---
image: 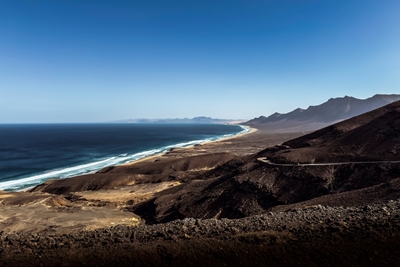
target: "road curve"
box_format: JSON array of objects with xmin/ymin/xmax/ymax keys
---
[{"xmin": 257, "ymin": 157, "xmax": 400, "ymax": 167}]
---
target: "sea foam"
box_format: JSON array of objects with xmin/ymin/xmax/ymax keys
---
[{"xmin": 0, "ymin": 125, "xmax": 251, "ymax": 191}]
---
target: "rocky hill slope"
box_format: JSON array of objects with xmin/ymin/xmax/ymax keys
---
[
  {"xmin": 270, "ymin": 99, "xmax": 400, "ymax": 163},
  {"xmin": 131, "ymin": 100, "xmax": 400, "ymax": 223},
  {"xmin": 2, "ymin": 200, "xmax": 400, "ymax": 267}
]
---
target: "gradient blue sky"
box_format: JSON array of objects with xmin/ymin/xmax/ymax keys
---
[{"xmin": 1, "ymin": 0, "xmax": 399, "ymax": 123}]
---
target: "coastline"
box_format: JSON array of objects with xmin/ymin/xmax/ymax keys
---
[
  {"xmin": 17, "ymin": 125, "xmax": 253, "ymax": 192},
  {"xmin": 1, "ymin": 127, "xmax": 306, "ymax": 237},
  {"xmin": 121, "ymin": 125, "xmax": 257, "ymax": 166},
  {"xmin": 4, "ymin": 124, "xmax": 253, "ymax": 192},
  {"xmin": 0, "ymin": 127, "xmax": 262, "ymax": 237},
  {"xmin": 0, "ymin": 126, "xmax": 301, "ymax": 235}
]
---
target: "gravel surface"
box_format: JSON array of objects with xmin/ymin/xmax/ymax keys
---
[{"xmin": 1, "ymin": 199, "xmax": 400, "ymax": 266}]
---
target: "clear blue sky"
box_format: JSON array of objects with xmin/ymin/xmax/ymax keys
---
[{"xmin": 1, "ymin": 0, "xmax": 399, "ymax": 123}]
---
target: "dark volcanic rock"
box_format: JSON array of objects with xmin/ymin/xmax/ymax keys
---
[
  {"xmin": 133, "ymin": 160, "xmax": 400, "ymax": 223},
  {"xmin": 274, "ymin": 100, "xmax": 400, "ymax": 162},
  {"xmin": 29, "ymin": 153, "xmax": 237, "ymax": 195},
  {"xmin": 2, "ymin": 200, "xmax": 400, "ymax": 267},
  {"xmin": 132, "ymin": 101, "xmax": 400, "ymax": 223}
]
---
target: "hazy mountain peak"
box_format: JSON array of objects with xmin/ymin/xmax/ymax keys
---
[
  {"xmin": 112, "ymin": 117, "xmax": 242, "ymax": 124},
  {"xmin": 244, "ymin": 94, "xmax": 400, "ymax": 132}
]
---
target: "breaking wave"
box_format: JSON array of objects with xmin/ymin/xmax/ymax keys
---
[{"xmin": 0, "ymin": 125, "xmax": 251, "ymax": 191}]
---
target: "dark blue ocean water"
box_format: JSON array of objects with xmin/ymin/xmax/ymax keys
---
[{"xmin": 0, "ymin": 124, "xmax": 247, "ymax": 191}]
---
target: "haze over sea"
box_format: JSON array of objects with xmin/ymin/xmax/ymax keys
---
[{"xmin": 0, "ymin": 124, "xmax": 248, "ymax": 191}]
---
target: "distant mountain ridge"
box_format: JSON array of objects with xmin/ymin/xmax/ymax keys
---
[
  {"xmin": 244, "ymin": 94, "xmax": 400, "ymax": 132},
  {"xmin": 113, "ymin": 116, "xmax": 243, "ymax": 124},
  {"xmin": 268, "ymin": 99, "xmax": 400, "ymax": 163}
]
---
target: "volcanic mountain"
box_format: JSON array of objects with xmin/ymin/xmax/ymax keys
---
[
  {"xmin": 131, "ymin": 100, "xmax": 400, "ymax": 223},
  {"xmin": 244, "ymin": 94, "xmax": 400, "ymax": 132}
]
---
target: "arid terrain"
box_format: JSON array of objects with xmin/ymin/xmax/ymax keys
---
[{"xmin": 2, "ymin": 101, "xmax": 400, "ymax": 266}]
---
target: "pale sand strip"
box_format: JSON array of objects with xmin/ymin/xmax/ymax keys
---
[
  {"xmin": 20, "ymin": 126, "xmax": 256, "ymax": 191},
  {"xmin": 122, "ymin": 126, "xmax": 257, "ymax": 166}
]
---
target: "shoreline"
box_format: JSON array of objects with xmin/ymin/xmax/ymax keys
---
[
  {"xmin": 122, "ymin": 125, "xmax": 257, "ymax": 166},
  {"xmin": 13, "ymin": 125, "xmax": 255, "ymax": 192}
]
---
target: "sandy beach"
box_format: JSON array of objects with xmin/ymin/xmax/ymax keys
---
[
  {"xmin": 0, "ymin": 128, "xmax": 304, "ymax": 236},
  {"xmin": 121, "ymin": 126, "xmax": 258, "ymax": 167}
]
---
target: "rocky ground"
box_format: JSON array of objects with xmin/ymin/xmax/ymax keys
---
[
  {"xmin": 3, "ymin": 106, "xmax": 400, "ymax": 266},
  {"xmin": 1, "ymin": 199, "xmax": 400, "ymax": 266},
  {"xmin": 126, "ymin": 102, "xmax": 400, "ymax": 223}
]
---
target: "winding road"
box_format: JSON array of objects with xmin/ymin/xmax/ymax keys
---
[{"xmin": 257, "ymin": 157, "xmax": 400, "ymax": 166}]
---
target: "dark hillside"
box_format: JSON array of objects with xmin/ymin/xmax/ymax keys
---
[{"xmin": 133, "ymin": 100, "xmax": 400, "ymax": 223}]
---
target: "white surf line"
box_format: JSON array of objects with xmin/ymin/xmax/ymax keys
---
[
  {"xmin": 257, "ymin": 157, "xmax": 400, "ymax": 166},
  {"xmin": 3, "ymin": 126, "xmax": 248, "ymax": 191},
  {"xmin": 0, "ymin": 157, "xmax": 117, "ymax": 190}
]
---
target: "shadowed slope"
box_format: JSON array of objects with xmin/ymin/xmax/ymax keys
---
[
  {"xmin": 272, "ymin": 100, "xmax": 400, "ymax": 163},
  {"xmin": 133, "ymin": 100, "xmax": 400, "ymax": 223},
  {"xmin": 30, "ymin": 153, "xmax": 237, "ymax": 195}
]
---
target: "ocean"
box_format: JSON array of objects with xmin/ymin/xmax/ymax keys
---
[{"xmin": 0, "ymin": 123, "xmax": 248, "ymax": 191}]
